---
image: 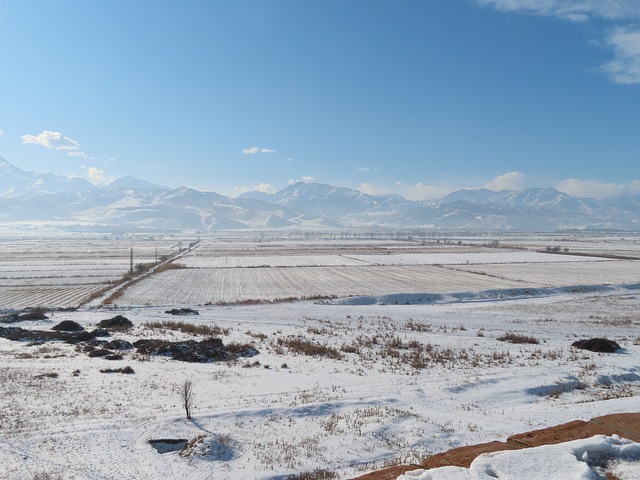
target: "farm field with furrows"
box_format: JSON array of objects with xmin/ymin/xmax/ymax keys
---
[
  {"xmin": 448, "ymin": 259, "xmax": 640, "ymax": 287},
  {"xmin": 486, "ymin": 234, "xmax": 640, "ymax": 258},
  {"xmin": 0, "ymin": 233, "xmax": 191, "ymax": 309},
  {"xmin": 115, "ymin": 264, "xmax": 533, "ymax": 306},
  {"xmin": 114, "ymin": 236, "xmax": 640, "ymax": 307}
]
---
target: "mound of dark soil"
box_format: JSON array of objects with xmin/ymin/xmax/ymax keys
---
[
  {"xmin": 52, "ymin": 320, "xmax": 85, "ymax": 332},
  {"xmin": 104, "ymin": 339, "xmax": 134, "ymax": 350},
  {"xmin": 97, "ymin": 315, "xmax": 133, "ymax": 330},
  {"xmin": 19, "ymin": 309, "xmax": 49, "ymax": 321},
  {"xmin": 0, "ymin": 309, "xmax": 49, "ymax": 323},
  {"xmin": 88, "ymin": 348, "xmax": 113, "ymax": 358},
  {"xmin": 0, "ymin": 326, "xmax": 110, "ymax": 344},
  {"xmin": 571, "ymin": 338, "xmax": 621, "ymax": 353},
  {"xmin": 165, "ymin": 308, "xmax": 199, "ymax": 316},
  {"xmin": 0, "ymin": 314, "xmax": 23, "ymax": 324},
  {"xmin": 133, "ymin": 337, "xmax": 258, "ymax": 363},
  {"xmin": 100, "ymin": 366, "xmax": 135, "ymax": 374}
]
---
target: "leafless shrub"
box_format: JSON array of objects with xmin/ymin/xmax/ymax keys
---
[
  {"xmin": 404, "ymin": 320, "xmax": 432, "ymax": 332},
  {"xmin": 154, "ymin": 262, "xmax": 186, "ymax": 273},
  {"xmin": 180, "ymin": 380, "xmax": 195, "ymax": 420},
  {"xmin": 340, "ymin": 342, "xmax": 359, "ymax": 354},
  {"xmin": 286, "ymin": 469, "xmax": 338, "ymax": 480},
  {"xmin": 276, "ymin": 337, "xmax": 342, "ymax": 360},
  {"xmin": 497, "ymin": 332, "xmax": 539, "ymax": 344},
  {"xmin": 307, "ymin": 326, "xmax": 333, "ymax": 335},
  {"xmin": 143, "ymin": 320, "xmax": 229, "ymax": 336},
  {"xmin": 245, "ymin": 330, "xmax": 267, "ymax": 341}
]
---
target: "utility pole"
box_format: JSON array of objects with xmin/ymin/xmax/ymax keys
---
[{"xmin": 130, "ymin": 247, "xmax": 133, "ymax": 274}]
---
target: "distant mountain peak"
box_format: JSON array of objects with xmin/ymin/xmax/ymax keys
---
[
  {"xmin": 107, "ymin": 176, "xmax": 168, "ymax": 191},
  {"xmin": 1, "ymin": 157, "xmax": 639, "ymax": 231}
]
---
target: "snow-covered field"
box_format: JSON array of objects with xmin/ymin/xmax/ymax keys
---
[
  {"xmin": 117, "ymin": 239, "xmax": 640, "ymax": 306},
  {"xmin": 0, "ymin": 233, "xmax": 188, "ymax": 308},
  {"xmin": 1, "ymin": 233, "xmax": 639, "ymax": 479}
]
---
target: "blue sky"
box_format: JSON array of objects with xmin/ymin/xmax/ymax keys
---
[{"xmin": 1, "ymin": 0, "xmax": 639, "ymax": 199}]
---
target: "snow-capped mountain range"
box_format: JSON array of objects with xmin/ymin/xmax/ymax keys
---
[{"xmin": 1, "ymin": 157, "xmax": 639, "ymax": 231}]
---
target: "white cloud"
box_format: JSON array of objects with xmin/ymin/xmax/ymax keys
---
[
  {"xmin": 476, "ymin": 1, "xmax": 640, "ymax": 23},
  {"xmin": 358, "ymin": 166, "xmax": 378, "ymax": 173},
  {"xmin": 86, "ymin": 166, "xmax": 114, "ymax": 186},
  {"xmin": 477, "ymin": 1, "xmax": 640, "ymax": 84},
  {"xmin": 21, "ymin": 130, "xmax": 81, "ymax": 151},
  {"xmin": 67, "ymin": 151, "xmax": 88, "ymax": 159},
  {"xmin": 287, "ymin": 176, "xmax": 316, "ymax": 185},
  {"xmin": 0, "ymin": 129, "xmax": 4, "ymax": 138},
  {"xmin": 256, "ymin": 183, "xmax": 274, "ymax": 193},
  {"xmin": 602, "ymin": 26, "xmax": 640, "ymax": 84},
  {"xmin": 556, "ymin": 178, "xmax": 640, "ymax": 198},
  {"xmin": 234, "ymin": 182, "xmax": 276, "ymax": 196},
  {"xmin": 242, "ymin": 146, "xmax": 276, "ymax": 154},
  {"xmin": 484, "ymin": 171, "xmax": 525, "ymax": 191}
]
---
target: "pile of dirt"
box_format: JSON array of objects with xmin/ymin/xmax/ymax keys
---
[
  {"xmin": 96, "ymin": 315, "xmax": 134, "ymax": 330},
  {"xmin": 104, "ymin": 339, "xmax": 134, "ymax": 350},
  {"xmin": 2, "ymin": 323, "xmax": 258, "ymax": 364},
  {"xmin": 0, "ymin": 309, "xmax": 49, "ymax": 323},
  {"xmin": 79, "ymin": 339, "xmax": 133, "ymax": 360},
  {"xmin": 0, "ymin": 325, "xmax": 109, "ymax": 344},
  {"xmin": 52, "ymin": 320, "xmax": 84, "ymax": 332},
  {"xmin": 133, "ymin": 337, "xmax": 258, "ymax": 363},
  {"xmin": 165, "ymin": 308, "xmax": 199, "ymax": 316},
  {"xmin": 571, "ymin": 338, "xmax": 621, "ymax": 353}
]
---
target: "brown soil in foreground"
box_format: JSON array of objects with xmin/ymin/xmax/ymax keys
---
[{"xmin": 353, "ymin": 413, "xmax": 640, "ymax": 480}]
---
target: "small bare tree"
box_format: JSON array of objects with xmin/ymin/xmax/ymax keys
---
[{"xmin": 179, "ymin": 380, "xmax": 195, "ymax": 420}]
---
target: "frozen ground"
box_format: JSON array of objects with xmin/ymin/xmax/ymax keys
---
[{"xmin": 1, "ymin": 286, "xmax": 639, "ymax": 479}]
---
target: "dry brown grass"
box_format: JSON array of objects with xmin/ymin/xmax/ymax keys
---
[
  {"xmin": 276, "ymin": 337, "xmax": 343, "ymax": 360},
  {"xmin": 143, "ymin": 320, "xmax": 229, "ymax": 336},
  {"xmin": 497, "ymin": 332, "xmax": 539, "ymax": 344}
]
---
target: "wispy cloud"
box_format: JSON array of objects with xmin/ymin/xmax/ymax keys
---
[
  {"xmin": 485, "ymin": 171, "xmax": 525, "ymax": 191},
  {"xmin": 476, "ymin": 0, "xmax": 640, "ymax": 84},
  {"xmin": 67, "ymin": 151, "xmax": 89, "ymax": 159},
  {"xmin": 556, "ymin": 178, "xmax": 640, "ymax": 198},
  {"xmin": 602, "ymin": 26, "xmax": 640, "ymax": 84},
  {"xmin": 242, "ymin": 146, "xmax": 276, "ymax": 154},
  {"xmin": 0, "ymin": 129, "xmax": 4, "ymax": 138},
  {"xmin": 234, "ymin": 182, "xmax": 276, "ymax": 196},
  {"xmin": 288, "ymin": 176, "xmax": 316, "ymax": 185},
  {"xmin": 476, "ymin": 1, "xmax": 640, "ymax": 23},
  {"xmin": 21, "ymin": 130, "xmax": 81, "ymax": 152},
  {"xmin": 357, "ymin": 166, "xmax": 378, "ymax": 173}
]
